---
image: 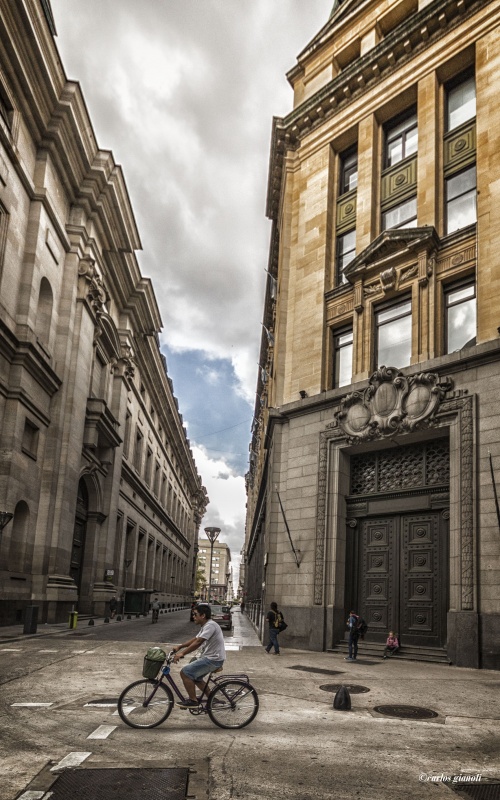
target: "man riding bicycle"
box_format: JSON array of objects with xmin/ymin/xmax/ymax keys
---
[
  {"xmin": 151, "ymin": 598, "xmax": 160, "ymax": 623},
  {"xmin": 172, "ymin": 603, "xmax": 226, "ymax": 708}
]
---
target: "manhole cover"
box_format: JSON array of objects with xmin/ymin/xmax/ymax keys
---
[
  {"xmin": 319, "ymin": 684, "xmax": 370, "ymax": 694},
  {"xmin": 288, "ymin": 665, "xmax": 343, "ymax": 676},
  {"xmin": 374, "ymin": 705, "xmax": 438, "ymax": 719},
  {"xmin": 49, "ymin": 768, "xmax": 189, "ymax": 799},
  {"xmin": 451, "ymin": 781, "xmax": 500, "ymax": 799}
]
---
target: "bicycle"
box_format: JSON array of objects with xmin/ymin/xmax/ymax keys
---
[{"xmin": 117, "ymin": 650, "xmax": 259, "ymax": 730}]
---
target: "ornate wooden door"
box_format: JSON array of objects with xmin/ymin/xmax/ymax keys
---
[{"xmin": 359, "ymin": 511, "xmax": 447, "ymax": 647}]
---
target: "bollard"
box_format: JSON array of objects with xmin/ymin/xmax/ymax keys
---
[
  {"xmin": 333, "ymin": 685, "xmax": 351, "ymax": 711},
  {"xmin": 104, "ymin": 616, "xmax": 110, "ymax": 623},
  {"xmin": 23, "ymin": 606, "xmax": 39, "ymax": 635},
  {"xmin": 68, "ymin": 611, "xmax": 78, "ymax": 630},
  {"xmin": 88, "ymin": 618, "xmax": 94, "ymax": 626},
  {"xmin": 116, "ymin": 615, "xmax": 122, "ymax": 621},
  {"xmin": 127, "ymin": 614, "xmax": 131, "ymax": 620},
  {"xmin": 136, "ymin": 613, "xmax": 140, "ymax": 618}
]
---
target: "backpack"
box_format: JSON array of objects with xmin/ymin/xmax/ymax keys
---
[
  {"xmin": 356, "ymin": 618, "xmax": 368, "ymax": 638},
  {"xmin": 274, "ymin": 611, "xmax": 288, "ymax": 632}
]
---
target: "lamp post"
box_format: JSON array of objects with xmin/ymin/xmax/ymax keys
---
[{"xmin": 204, "ymin": 526, "xmax": 220, "ymax": 604}]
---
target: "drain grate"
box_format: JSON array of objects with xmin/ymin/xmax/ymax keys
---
[
  {"xmin": 49, "ymin": 768, "xmax": 189, "ymax": 799},
  {"xmin": 451, "ymin": 782, "xmax": 500, "ymax": 799},
  {"xmin": 288, "ymin": 665, "xmax": 343, "ymax": 676},
  {"xmin": 373, "ymin": 705, "xmax": 438, "ymax": 719},
  {"xmin": 319, "ymin": 684, "xmax": 370, "ymax": 694}
]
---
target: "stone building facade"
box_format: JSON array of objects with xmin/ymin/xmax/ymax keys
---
[
  {"xmin": 245, "ymin": 0, "xmax": 500, "ymax": 668},
  {"xmin": 197, "ymin": 539, "xmax": 232, "ymax": 602},
  {"xmin": 0, "ymin": 1, "xmax": 207, "ymax": 624}
]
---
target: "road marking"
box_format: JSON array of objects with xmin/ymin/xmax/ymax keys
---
[
  {"xmin": 39, "ymin": 650, "xmax": 59, "ymax": 653},
  {"xmin": 11, "ymin": 703, "xmax": 54, "ymax": 707},
  {"xmin": 84, "ymin": 702, "xmax": 117, "ymax": 707},
  {"xmin": 72, "ymin": 650, "xmax": 89, "ymax": 654},
  {"xmin": 0, "ymin": 648, "xmax": 23, "ymax": 652},
  {"xmin": 113, "ymin": 706, "xmax": 135, "ymax": 715},
  {"xmin": 87, "ymin": 725, "xmax": 117, "ymax": 739},
  {"xmin": 107, "ymin": 651, "xmax": 137, "ymax": 656},
  {"xmin": 17, "ymin": 791, "xmax": 46, "ymax": 799},
  {"xmin": 50, "ymin": 752, "xmax": 91, "ymax": 772}
]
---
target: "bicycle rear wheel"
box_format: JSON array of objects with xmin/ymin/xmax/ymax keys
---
[
  {"xmin": 207, "ymin": 680, "xmax": 259, "ymax": 729},
  {"xmin": 118, "ymin": 679, "xmax": 173, "ymax": 728}
]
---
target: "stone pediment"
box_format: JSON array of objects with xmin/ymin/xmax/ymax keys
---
[
  {"xmin": 334, "ymin": 366, "xmax": 453, "ymax": 443},
  {"xmin": 344, "ymin": 227, "xmax": 440, "ymax": 282}
]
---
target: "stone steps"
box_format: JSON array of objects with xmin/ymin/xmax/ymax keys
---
[{"xmin": 329, "ymin": 641, "xmax": 452, "ymax": 665}]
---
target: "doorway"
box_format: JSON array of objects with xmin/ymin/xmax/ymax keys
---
[
  {"xmin": 346, "ymin": 510, "xmax": 448, "ymax": 647},
  {"xmin": 70, "ymin": 479, "xmax": 88, "ymax": 600}
]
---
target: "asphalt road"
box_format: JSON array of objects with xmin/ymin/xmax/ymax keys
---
[{"xmin": 1, "ymin": 611, "xmax": 499, "ymax": 800}]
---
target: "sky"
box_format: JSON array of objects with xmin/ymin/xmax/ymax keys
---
[{"xmin": 50, "ymin": 0, "xmax": 330, "ymax": 587}]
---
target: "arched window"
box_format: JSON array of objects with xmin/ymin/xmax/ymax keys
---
[
  {"xmin": 36, "ymin": 277, "xmax": 53, "ymax": 347},
  {"xmin": 8, "ymin": 500, "xmax": 31, "ymax": 573}
]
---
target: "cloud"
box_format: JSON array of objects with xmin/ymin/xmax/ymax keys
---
[{"xmin": 51, "ymin": 0, "xmax": 330, "ymax": 583}]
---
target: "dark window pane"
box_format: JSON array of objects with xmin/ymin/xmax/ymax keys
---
[
  {"xmin": 446, "ymin": 283, "xmax": 476, "ymax": 352},
  {"xmin": 334, "ymin": 330, "xmax": 353, "ymax": 388},
  {"xmin": 446, "ymin": 166, "xmax": 476, "ymax": 234},
  {"xmin": 447, "ymin": 75, "xmax": 476, "ymax": 131},
  {"xmin": 376, "ymin": 300, "xmax": 412, "ymax": 368},
  {"xmin": 340, "ymin": 150, "xmax": 358, "ymax": 194},
  {"xmin": 336, "ymin": 229, "xmax": 356, "ymax": 283},
  {"xmin": 382, "ymin": 197, "xmax": 417, "ymax": 230}
]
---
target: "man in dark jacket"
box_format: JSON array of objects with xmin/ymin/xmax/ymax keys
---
[
  {"xmin": 345, "ymin": 610, "xmax": 360, "ymax": 662},
  {"xmin": 265, "ymin": 601, "xmax": 284, "ymax": 656}
]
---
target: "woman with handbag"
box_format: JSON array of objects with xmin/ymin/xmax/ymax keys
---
[{"xmin": 265, "ymin": 601, "xmax": 287, "ymax": 655}]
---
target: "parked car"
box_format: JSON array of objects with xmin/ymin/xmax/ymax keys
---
[{"xmin": 210, "ymin": 604, "xmax": 232, "ymax": 630}]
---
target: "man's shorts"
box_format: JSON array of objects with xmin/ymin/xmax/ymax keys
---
[{"xmin": 181, "ymin": 656, "xmax": 224, "ymax": 681}]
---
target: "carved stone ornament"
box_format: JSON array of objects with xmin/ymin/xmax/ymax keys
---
[
  {"xmin": 379, "ymin": 267, "xmax": 397, "ymax": 293},
  {"xmin": 334, "ymin": 366, "xmax": 453, "ymax": 443}
]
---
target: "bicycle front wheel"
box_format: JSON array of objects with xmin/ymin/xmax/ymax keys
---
[
  {"xmin": 118, "ymin": 679, "xmax": 173, "ymax": 728},
  {"xmin": 207, "ymin": 680, "xmax": 259, "ymax": 729}
]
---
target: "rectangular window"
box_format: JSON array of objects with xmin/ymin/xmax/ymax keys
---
[
  {"xmin": 133, "ymin": 429, "xmax": 143, "ymax": 472},
  {"xmin": 333, "ymin": 328, "xmax": 353, "ymax": 388},
  {"xmin": 382, "ymin": 196, "xmax": 417, "ymax": 231},
  {"xmin": 340, "ymin": 148, "xmax": 358, "ymax": 194},
  {"xmin": 447, "ymin": 74, "xmax": 476, "ymax": 132},
  {"xmin": 446, "ymin": 165, "xmax": 476, "ymax": 234},
  {"xmin": 385, "ymin": 111, "xmax": 418, "ymax": 167},
  {"xmin": 376, "ymin": 299, "xmax": 412, "ymax": 368},
  {"xmin": 445, "ymin": 281, "xmax": 476, "ymax": 353},
  {"xmin": 22, "ymin": 418, "xmax": 39, "ymax": 460},
  {"xmin": 336, "ymin": 229, "xmax": 356, "ymax": 283}
]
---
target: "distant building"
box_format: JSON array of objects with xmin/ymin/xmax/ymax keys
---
[
  {"xmin": 198, "ymin": 539, "xmax": 232, "ymax": 602},
  {"xmin": 245, "ymin": 0, "xmax": 500, "ymax": 669},
  {"xmin": 0, "ymin": 0, "xmax": 207, "ymax": 624}
]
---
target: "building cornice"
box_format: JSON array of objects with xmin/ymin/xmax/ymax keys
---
[{"xmin": 267, "ymin": 0, "xmax": 490, "ymax": 221}]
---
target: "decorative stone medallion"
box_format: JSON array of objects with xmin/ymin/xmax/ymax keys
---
[{"xmin": 335, "ymin": 367, "xmax": 453, "ymax": 443}]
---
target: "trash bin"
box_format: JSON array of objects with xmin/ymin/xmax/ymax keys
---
[
  {"xmin": 68, "ymin": 611, "xmax": 78, "ymax": 629},
  {"xmin": 23, "ymin": 606, "xmax": 38, "ymax": 635}
]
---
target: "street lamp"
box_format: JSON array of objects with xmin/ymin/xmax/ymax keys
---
[{"xmin": 204, "ymin": 526, "xmax": 220, "ymax": 604}]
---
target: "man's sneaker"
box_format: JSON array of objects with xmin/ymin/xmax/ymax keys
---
[
  {"xmin": 272, "ymin": 652, "xmax": 280, "ymax": 656},
  {"xmin": 177, "ymin": 698, "xmax": 199, "ymax": 709},
  {"xmin": 345, "ymin": 657, "xmax": 354, "ymax": 661}
]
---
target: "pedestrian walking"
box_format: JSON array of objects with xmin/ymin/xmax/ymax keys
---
[
  {"xmin": 109, "ymin": 596, "xmax": 117, "ymax": 619},
  {"xmin": 382, "ymin": 631, "xmax": 400, "ymax": 658},
  {"xmin": 345, "ymin": 610, "xmax": 360, "ymax": 662},
  {"xmin": 265, "ymin": 601, "xmax": 286, "ymax": 655}
]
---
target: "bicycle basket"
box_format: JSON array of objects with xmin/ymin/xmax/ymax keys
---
[{"xmin": 142, "ymin": 646, "xmax": 166, "ymax": 679}]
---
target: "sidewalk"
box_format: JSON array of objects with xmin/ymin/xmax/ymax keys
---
[{"xmin": 0, "ymin": 608, "xmax": 186, "ymax": 643}]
